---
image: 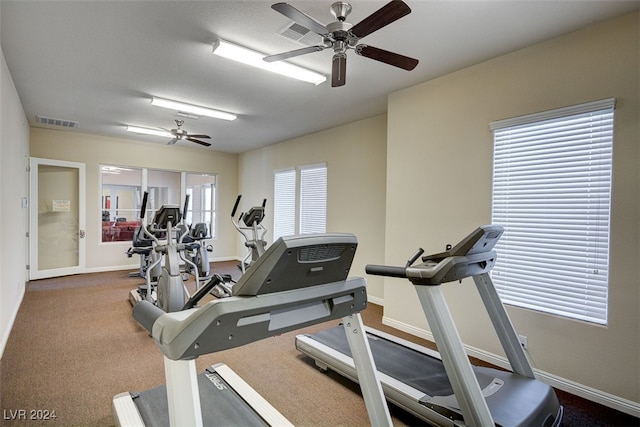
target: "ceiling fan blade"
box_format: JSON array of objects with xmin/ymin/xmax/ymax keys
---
[
  {"xmin": 332, "ymin": 54, "xmax": 347, "ymax": 87},
  {"xmin": 350, "ymin": 0, "xmax": 411, "ymax": 39},
  {"xmin": 186, "ymin": 137, "xmax": 212, "ymax": 147},
  {"xmin": 167, "ymin": 138, "xmax": 178, "ymax": 145},
  {"xmin": 271, "ymin": 3, "xmax": 328, "ymax": 36},
  {"xmin": 187, "ymin": 134, "xmax": 211, "ymax": 139},
  {"xmin": 264, "ymin": 45, "xmax": 326, "ymax": 62},
  {"xmin": 356, "ymin": 45, "xmax": 418, "ymax": 70}
]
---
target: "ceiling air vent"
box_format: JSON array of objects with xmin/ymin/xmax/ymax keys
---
[
  {"xmin": 36, "ymin": 115, "xmax": 79, "ymax": 129},
  {"xmin": 278, "ymin": 21, "xmax": 323, "ymax": 46}
]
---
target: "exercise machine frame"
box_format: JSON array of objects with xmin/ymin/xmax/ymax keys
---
[{"xmin": 113, "ymin": 233, "xmax": 392, "ymax": 426}]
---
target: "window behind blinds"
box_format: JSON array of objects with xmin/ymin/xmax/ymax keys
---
[
  {"xmin": 273, "ymin": 164, "xmax": 327, "ymax": 240},
  {"xmin": 273, "ymin": 168, "xmax": 296, "ymax": 240},
  {"xmin": 300, "ymin": 164, "xmax": 327, "ymax": 234},
  {"xmin": 490, "ymin": 98, "xmax": 615, "ymax": 325}
]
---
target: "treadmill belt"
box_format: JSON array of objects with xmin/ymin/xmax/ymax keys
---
[
  {"xmin": 131, "ymin": 368, "xmax": 270, "ymax": 426},
  {"xmin": 309, "ymin": 326, "xmax": 455, "ymax": 397}
]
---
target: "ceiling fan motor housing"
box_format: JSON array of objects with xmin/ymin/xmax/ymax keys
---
[
  {"xmin": 330, "ymin": 2, "xmax": 352, "ymax": 21},
  {"xmin": 325, "ymin": 21, "xmax": 356, "ymax": 52},
  {"xmin": 268, "ymin": 1, "xmax": 419, "ymax": 88}
]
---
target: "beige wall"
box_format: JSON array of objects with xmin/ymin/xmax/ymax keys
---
[
  {"xmin": 30, "ymin": 128, "xmax": 239, "ymax": 271},
  {"xmin": 3, "ymin": 7, "xmax": 637, "ymax": 414},
  {"xmin": 0, "ymin": 45, "xmax": 30, "ymax": 354},
  {"xmin": 385, "ymin": 12, "xmax": 639, "ymax": 405},
  {"xmin": 238, "ymin": 115, "xmax": 387, "ymax": 301}
]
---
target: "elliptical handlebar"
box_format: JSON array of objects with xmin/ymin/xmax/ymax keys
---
[
  {"xmin": 139, "ymin": 191, "xmax": 160, "ymax": 245},
  {"xmin": 140, "ymin": 191, "xmax": 149, "ymax": 219},
  {"xmin": 231, "ymin": 194, "xmax": 242, "ymax": 218},
  {"xmin": 182, "ymin": 194, "xmax": 190, "ymax": 222}
]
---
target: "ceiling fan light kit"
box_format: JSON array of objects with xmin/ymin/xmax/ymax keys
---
[
  {"xmin": 150, "ymin": 97, "xmax": 237, "ymax": 121},
  {"xmin": 212, "ymin": 39, "xmax": 326, "ymax": 85},
  {"xmin": 266, "ymin": 0, "xmax": 419, "ymax": 87}
]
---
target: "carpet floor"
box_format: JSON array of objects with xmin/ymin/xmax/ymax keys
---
[{"xmin": 1, "ymin": 262, "xmax": 638, "ymax": 426}]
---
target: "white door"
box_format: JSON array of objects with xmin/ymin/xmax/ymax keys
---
[{"xmin": 29, "ymin": 158, "xmax": 86, "ymax": 280}]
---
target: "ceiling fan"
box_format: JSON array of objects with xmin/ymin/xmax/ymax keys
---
[
  {"xmin": 264, "ymin": 0, "xmax": 419, "ymax": 87},
  {"xmin": 163, "ymin": 120, "xmax": 211, "ymax": 147}
]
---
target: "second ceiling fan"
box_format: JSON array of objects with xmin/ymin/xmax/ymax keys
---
[
  {"xmin": 163, "ymin": 120, "xmax": 211, "ymax": 147},
  {"xmin": 264, "ymin": 0, "xmax": 419, "ymax": 87}
]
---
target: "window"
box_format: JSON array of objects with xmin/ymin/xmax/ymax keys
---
[
  {"xmin": 299, "ymin": 165, "xmax": 327, "ymax": 234},
  {"xmin": 147, "ymin": 169, "xmax": 181, "ymax": 214},
  {"xmin": 273, "ymin": 168, "xmax": 296, "ymax": 239},
  {"xmin": 490, "ymin": 98, "xmax": 615, "ymax": 325},
  {"xmin": 273, "ymin": 163, "xmax": 327, "ymax": 240},
  {"xmin": 101, "ymin": 166, "xmax": 142, "ymax": 242},
  {"xmin": 100, "ymin": 166, "xmax": 217, "ymax": 242},
  {"xmin": 185, "ymin": 173, "xmax": 216, "ymax": 236}
]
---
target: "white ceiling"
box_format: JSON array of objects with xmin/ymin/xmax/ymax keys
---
[{"xmin": 1, "ymin": 1, "xmax": 638, "ymax": 154}]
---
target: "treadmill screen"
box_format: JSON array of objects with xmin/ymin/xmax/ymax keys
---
[{"xmin": 233, "ymin": 233, "xmax": 358, "ymax": 296}]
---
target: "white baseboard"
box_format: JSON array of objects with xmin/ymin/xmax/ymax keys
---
[
  {"xmin": 0, "ymin": 283, "xmax": 26, "ymax": 359},
  {"xmin": 82, "ymin": 257, "xmax": 242, "ymax": 275},
  {"xmin": 83, "ymin": 264, "xmax": 138, "ymax": 274},
  {"xmin": 367, "ymin": 295, "xmax": 384, "ymax": 306},
  {"xmin": 210, "ymin": 256, "xmax": 242, "ymax": 263},
  {"xmin": 382, "ymin": 315, "xmax": 640, "ymax": 418}
]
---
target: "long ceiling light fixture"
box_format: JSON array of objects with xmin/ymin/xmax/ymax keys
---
[
  {"xmin": 125, "ymin": 125, "xmax": 172, "ymax": 138},
  {"xmin": 150, "ymin": 97, "xmax": 237, "ymax": 121},
  {"xmin": 212, "ymin": 39, "xmax": 326, "ymax": 85}
]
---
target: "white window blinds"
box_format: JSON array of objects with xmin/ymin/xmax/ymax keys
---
[
  {"xmin": 490, "ymin": 98, "xmax": 615, "ymax": 325},
  {"xmin": 273, "ymin": 169, "xmax": 296, "ymax": 240},
  {"xmin": 273, "ymin": 163, "xmax": 327, "ymax": 240},
  {"xmin": 300, "ymin": 164, "xmax": 327, "ymax": 234}
]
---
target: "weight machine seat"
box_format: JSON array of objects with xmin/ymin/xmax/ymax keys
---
[
  {"xmin": 190, "ymin": 223, "xmax": 208, "ymax": 239},
  {"xmin": 131, "ymin": 226, "xmax": 154, "ymax": 248}
]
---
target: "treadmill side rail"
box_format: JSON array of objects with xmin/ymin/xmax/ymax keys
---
[
  {"xmin": 211, "ymin": 363, "xmax": 294, "ymax": 427},
  {"xmin": 164, "ymin": 357, "xmax": 203, "ymax": 427},
  {"xmin": 473, "ymin": 273, "xmax": 536, "ymax": 379},
  {"xmin": 112, "ymin": 392, "xmax": 145, "ymax": 427},
  {"xmin": 415, "ymin": 285, "xmax": 495, "ymax": 426},
  {"xmin": 342, "ymin": 313, "xmax": 393, "ymax": 426}
]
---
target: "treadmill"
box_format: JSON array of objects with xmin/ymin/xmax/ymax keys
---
[
  {"xmin": 113, "ymin": 233, "xmax": 393, "ymax": 427},
  {"xmin": 296, "ymin": 225, "xmax": 563, "ymax": 426}
]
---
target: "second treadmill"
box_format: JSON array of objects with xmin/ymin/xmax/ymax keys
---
[{"xmin": 295, "ymin": 225, "xmax": 563, "ymax": 427}]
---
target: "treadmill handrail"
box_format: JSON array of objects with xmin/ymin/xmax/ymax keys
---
[
  {"xmin": 365, "ymin": 225, "xmax": 503, "ymax": 286},
  {"xmin": 366, "ymin": 251, "xmax": 498, "ymax": 286},
  {"xmin": 138, "ymin": 277, "xmax": 368, "ymax": 361}
]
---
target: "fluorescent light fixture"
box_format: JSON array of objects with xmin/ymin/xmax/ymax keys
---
[
  {"xmin": 126, "ymin": 125, "xmax": 172, "ymax": 138},
  {"xmin": 150, "ymin": 97, "xmax": 237, "ymax": 121},
  {"xmin": 212, "ymin": 39, "xmax": 326, "ymax": 85}
]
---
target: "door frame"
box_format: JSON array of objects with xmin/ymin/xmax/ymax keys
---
[{"xmin": 29, "ymin": 157, "xmax": 86, "ymax": 280}]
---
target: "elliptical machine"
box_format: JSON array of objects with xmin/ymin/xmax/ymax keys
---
[
  {"xmin": 129, "ymin": 192, "xmax": 232, "ymax": 312},
  {"xmin": 125, "ymin": 224, "xmax": 162, "ymax": 284},
  {"xmin": 178, "ymin": 196, "xmax": 213, "ymax": 281},
  {"xmin": 128, "ymin": 192, "xmax": 185, "ymax": 312},
  {"xmin": 209, "ymin": 195, "xmax": 268, "ymax": 298},
  {"xmin": 232, "ymin": 194, "xmax": 267, "ymax": 274}
]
